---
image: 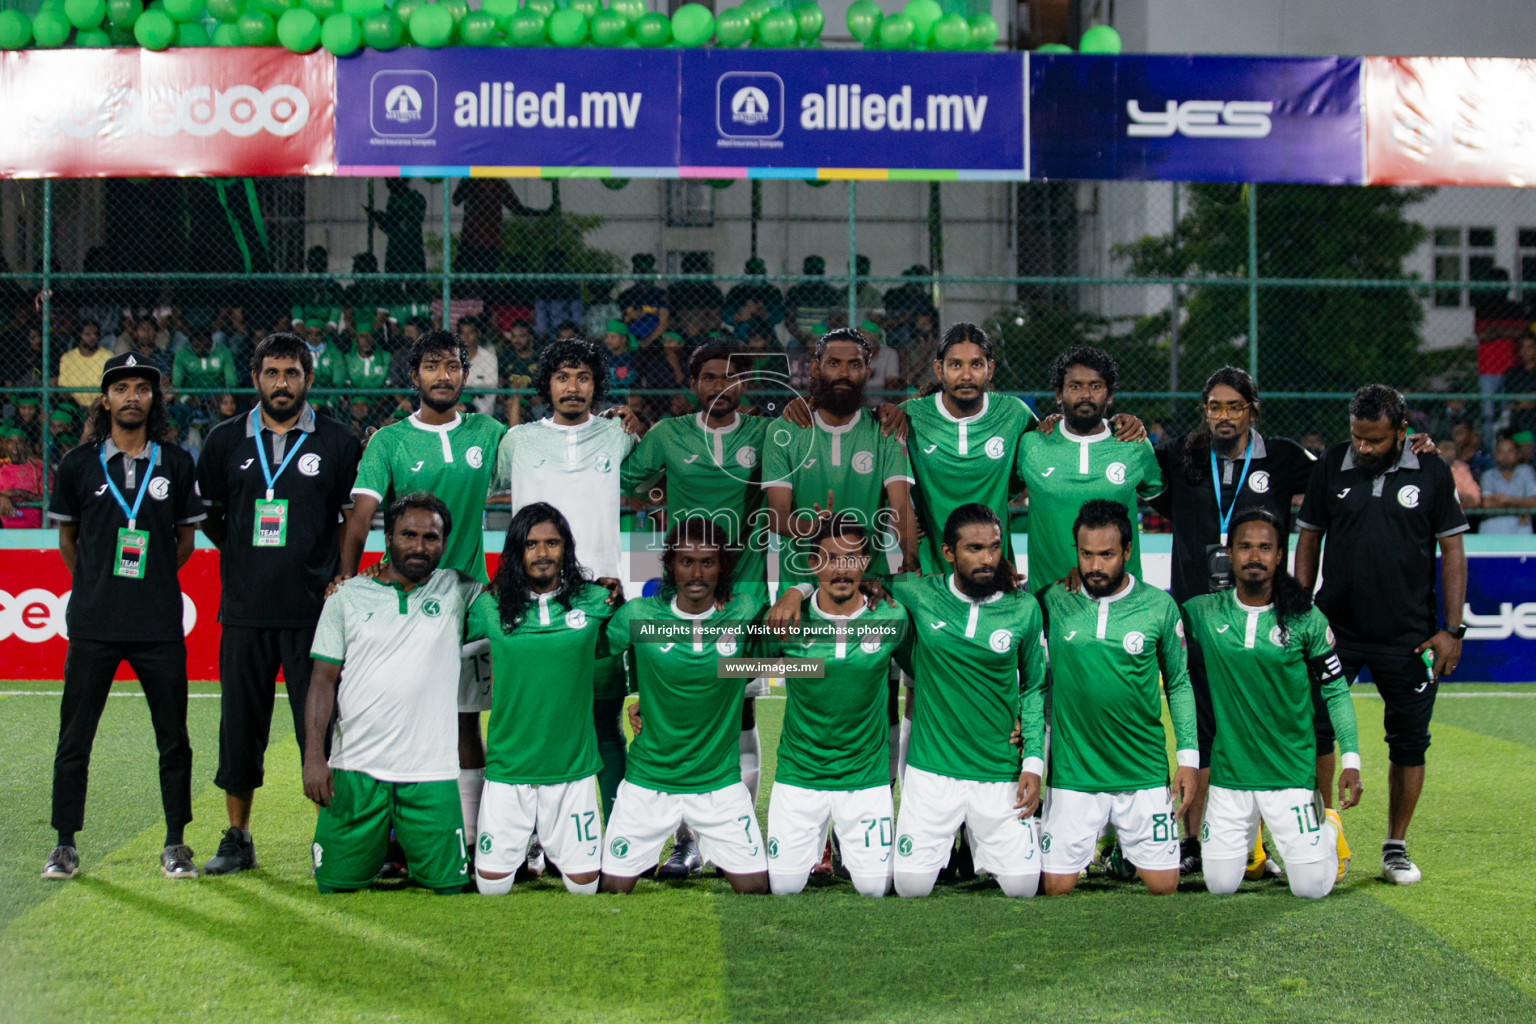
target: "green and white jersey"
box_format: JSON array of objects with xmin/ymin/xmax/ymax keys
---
[
  {"xmin": 762, "ymin": 409, "xmax": 913, "ymax": 583},
  {"xmin": 621, "ymin": 411, "xmax": 770, "ymax": 586},
  {"xmin": 495, "ymin": 415, "xmax": 638, "ymax": 580},
  {"xmin": 1014, "ymin": 422, "xmax": 1163, "ymax": 593},
  {"xmin": 351, "ymin": 411, "xmax": 505, "ymax": 581},
  {"xmin": 311, "ymin": 569, "xmax": 479, "ymax": 783},
  {"xmin": 1183, "ymin": 592, "xmax": 1358, "ymax": 792},
  {"xmin": 904, "ymin": 392, "xmax": 1036, "ymax": 574},
  {"xmin": 890, "ymin": 574, "xmax": 1047, "ymax": 784},
  {"xmin": 464, "ymin": 583, "xmax": 616, "ymax": 787},
  {"xmin": 764, "ymin": 593, "xmax": 907, "ymax": 791},
  {"xmin": 606, "ymin": 591, "xmax": 765, "ymax": 794},
  {"xmin": 1040, "ymin": 577, "xmax": 1196, "ymax": 793}
]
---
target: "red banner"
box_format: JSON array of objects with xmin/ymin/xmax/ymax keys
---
[
  {"xmin": 0, "ymin": 48, "xmax": 334, "ymax": 178},
  {"xmin": 1365, "ymin": 56, "xmax": 1536, "ymax": 186}
]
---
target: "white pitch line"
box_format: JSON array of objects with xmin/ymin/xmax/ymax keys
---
[
  {"xmin": 2, "ymin": 690, "xmax": 1534, "ymax": 700},
  {"xmin": 0, "ymin": 691, "xmax": 224, "ymax": 698},
  {"xmin": 1350, "ymin": 691, "xmax": 1536, "ymax": 699}
]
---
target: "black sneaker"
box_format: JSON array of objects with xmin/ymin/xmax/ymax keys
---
[
  {"xmin": 160, "ymin": 844, "xmax": 199, "ymax": 879},
  {"xmin": 42, "ymin": 845, "xmax": 79, "ymax": 880},
  {"xmin": 656, "ymin": 839, "xmax": 701, "ymax": 879},
  {"xmin": 1178, "ymin": 837, "xmax": 1203, "ymax": 876},
  {"xmin": 202, "ymin": 827, "xmax": 257, "ymax": 875}
]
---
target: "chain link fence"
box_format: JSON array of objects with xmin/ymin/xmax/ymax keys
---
[{"xmin": 1, "ymin": 176, "xmax": 1533, "ymax": 529}]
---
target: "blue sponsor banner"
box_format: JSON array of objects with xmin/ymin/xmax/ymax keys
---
[
  {"xmin": 1030, "ymin": 54, "xmax": 1363, "ymax": 184},
  {"xmin": 678, "ymin": 50, "xmax": 1025, "ymax": 173},
  {"xmin": 1442, "ymin": 550, "xmax": 1536, "ymax": 684},
  {"xmin": 334, "ymin": 49, "xmax": 680, "ymax": 170}
]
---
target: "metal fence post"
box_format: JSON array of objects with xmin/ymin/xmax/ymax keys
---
[
  {"xmin": 40, "ymin": 179, "xmax": 52, "ymax": 518},
  {"xmin": 846, "ymin": 180, "xmax": 857, "ymax": 328},
  {"xmin": 441, "ymin": 181, "xmax": 453, "ymax": 328},
  {"xmin": 1247, "ymin": 182, "xmax": 1259, "ymax": 381}
]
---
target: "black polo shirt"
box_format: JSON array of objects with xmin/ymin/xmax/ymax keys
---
[
  {"xmin": 196, "ymin": 404, "xmax": 361, "ymax": 629},
  {"xmin": 1297, "ymin": 443, "xmax": 1469, "ymax": 654},
  {"xmin": 49, "ymin": 438, "xmax": 204, "ymax": 643},
  {"xmin": 1154, "ymin": 430, "xmax": 1318, "ymax": 603}
]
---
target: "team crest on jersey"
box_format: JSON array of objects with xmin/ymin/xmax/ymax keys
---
[
  {"xmin": 1040, "ymin": 832, "xmax": 1052, "ymax": 853},
  {"xmin": 988, "ymin": 629, "xmax": 1012, "ymax": 653},
  {"xmin": 610, "ymin": 837, "xmax": 630, "ymax": 857},
  {"xmin": 1106, "ymin": 461, "xmax": 1127, "ymax": 485},
  {"xmin": 1200, "ymin": 822, "xmax": 1210, "ymax": 843},
  {"xmin": 736, "ymin": 446, "xmax": 758, "ymax": 469},
  {"xmin": 985, "ymin": 436, "xmax": 1006, "ymax": 460},
  {"xmin": 298, "ymin": 453, "xmax": 322, "ymax": 476},
  {"xmin": 897, "ymin": 835, "xmax": 914, "ymax": 856},
  {"xmin": 860, "ymin": 634, "xmax": 883, "ymax": 654},
  {"xmin": 1269, "ymin": 625, "xmax": 1286, "ymax": 647},
  {"xmin": 478, "ymin": 833, "xmax": 492, "ymax": 854},
  {"xmin": 465, "ymin": 446, "xmax": 484, "ymax": 469},
  {"xmin": 1248, "ymin": 470, "xmax": 1270, "ymax": 494},
  {"xmin": 850, "ymin": 450, "xmax": 875, "ymax": 475},
  {"xmin": 1397, "ymin": 484, "xmax": 1421, "ymax": 509},
  {"xmin": 565, "ymin": 608, "xmax": 588, "ymax": 630},
  {"xmin": 716, "ymin": 633, "xmax": 740, "ymax": 656},
  {"xmin": 1122, "ymin": 630, "xmax": 1146, "ymax": 655},
  {"xmin": 591, "ymin": 453, "xmax": 611, "ymax": 473},
  {"xmin": 421, "ymin": 599, "xmax": 442, "ymax": 617},
  {"xmin": 1325, "ymin": 625, "xmax": 1336, "ymax": 646},
  {"xmin": 767, "ymin": 838, "xmax": 779, "ymax": 859},
  {"xmin": 148, "ymin": 477, "xmax": 170, "ymax": 501}
]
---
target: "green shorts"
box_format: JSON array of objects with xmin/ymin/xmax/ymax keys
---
[{"xmin": 312, "ymin": 770, "xmax": 469, "ymax": 894}]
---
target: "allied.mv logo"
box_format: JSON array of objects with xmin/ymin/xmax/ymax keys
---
[
  {"xmin": 371, "ymin": 70, "xmax": 437, "ymax": 137},
  {"xmin": 717, "ymin": 72, "xmax": 783, "ymax": 140},
  {"xmin": 732, "ymin": 87, "xmax": 772, "ymax": 126}
]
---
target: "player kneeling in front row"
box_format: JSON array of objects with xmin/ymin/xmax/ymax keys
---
[
  {"xmin": 599, "ymin": 518, "xmax": 770, "ymax": 894},
  {"xmin": 468, "ymin": 503, "xmax": 624, "ymax": 895},
  {"xmin": 1183, "ymin": 509, "xmax": 1362, "ymax": 899},
  {"xmin": 1039, "ymin": 500, "xmax": 1198, "ymax": 896},
  {"xmin": 764, "ymin": 516, "xmax": 905, "ymax": 897},
  {"xmin": 303, "ymin": 493, "xmax": 480, "ymax": 894}
]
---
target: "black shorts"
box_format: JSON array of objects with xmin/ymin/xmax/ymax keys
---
[
  {"xmin": 214, "ymin": 624, "xmax": 322, "ymax": 793},
  {"xmin": 1314, "ymin": 644, "xmax": 1437, "ymax": 768}
]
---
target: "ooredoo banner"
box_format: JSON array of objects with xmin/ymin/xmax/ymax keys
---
[{"xmin": 0, "ymin": 48, "xmax": 335, "ymax": 178}]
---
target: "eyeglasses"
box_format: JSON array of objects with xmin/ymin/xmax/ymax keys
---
[{"xmin": 1204, "ymin": 401, "xmax": 1250, "ymax": 419}]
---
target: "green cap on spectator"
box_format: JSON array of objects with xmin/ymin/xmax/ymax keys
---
[
  {"xmin": 305, "ymin": 317, "xmax": 326, "ymax": 329},
  {"xmin": 50, "ymin": 409, "xmax": 73, "ymax": 423},
  {"xmin": 663, "ymin": 332, "xmax": 684, "ymax": 345},
  {"xmin": 16, "ymin": 397, "xmax": 37, "ymax": 407},
  {"xmin": 812, "ymin": 323, "xmax": 828, "ymax": 336},
  {"xmin": 606, "ymin": 319, "xmax": 627, "ymax": 335},
  {"xmin": 1514, "ymin": 431, "xmax": 1535, "ymax": 444},
  {"xmin": 859, "ymin": 320, "xmax": 882, "ymax": 336}
]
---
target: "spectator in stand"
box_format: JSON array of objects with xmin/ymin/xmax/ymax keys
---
[
  {"xmin": 453, "ymin": 179, "xmax": 548, "ymax": 301},
  {"xmin": 603, "ymin": 319, "xmax": 636, "ymax": 394},
  {"xmin": 165, "ymin": 418, "xmax": 199, "ymax": 465},
  {"xmin": 1430, "ymin": 397, "xmax": 1476, "ymax": 444},
  {"xmin": 498, "ymin": 319, "xmax": 540, "ymax": 423},
  {"xmin": 861, "ymin": 320, "xmax": 901, "ymax": 395},
  {"xmin": 1436, "ymin": 438, "xmax": 1482, "ymax": 509},
  {"xmin": 1473, "ymin": 274, "xmax": 1522, "ymax": 441},
  {"xmin": 534, "ymin": 248, "xmax": 584, "ymax": 338},
  {"xmin": 492, "ymin": 251, "xmax": 538, "ymax": 333},
  {"xmin": 172, "ymin": 331, "xmax": 237, "ymax": 418},
  {"xmin": 638, "ymin": 331, "xmax": 689, "ymax": 418},
  {"xmin": 1298, "ymin": 429, "xmax": 1327, "ymax": 459},
  {"xmin": 1503, "ymin": 332, "xmax": 1536, "ymax": 437},
  {"xmin": 57, "ymin": 322, "xmax": 114, "ymax": 408},
  {"xmin": 291, "ymin": 247, "xmax": 345, "ymax": 333},
  {"xmin": 1517, "ymin": 430, "xmax": 1535, "ymax": 466},
  {"xmin": 46, "ymin": 408, "xmax": 76, "ymax": 473},
  {"xmin": 365, "ymin": 178, "xmax": 428, "ymax": 278},
  {"xmin": 583, "ymin": 277, "xmax": 622, "ymax": 342},
  {"xmin": 214, "ymin": 393, "xmax": 242, "ymax": 422},
  {"xmin": 853, "ymin": 254, "xmax": 885, "ymax": 327},
  {"xmin": 10, "ymin": 397, "xmax": 42, "ymax": 449},
  {"xmin": 460, "ymin": 316, "xmax": 499, "ymax": 416},
  {"xmin": 343, "ymin": 329, "xmax": 391, "ymax": 418},
  {"xmin": 210, "ymin": 305, "xmax": 252, "ymax": 376},
  {"xmin": 553, "ymin": 321, "xmax": 581, "ymax": 343},
  {"xmin": 345, "ymin": 397, "xmax": 376, "ymax": 442},
  {"xmin": 784, "ymin": 255, "xmax": 841, "ymax": 347},
  {"xmin": 670, "ymin": 253, "xmax": 726, "ymax": 345},
  {"xmin": 618, "ymin": 254, "xmax": 670, "ymax": 348},
  {"xmin": 0, "ymin": 429, "xmax": 43, "ymax": 528},
  {"xmin": 124, "ymin": 317, "xmax": 176, "ymax": 381},
  {"xmin": 302, "ymin": 319, "xmax": 345, "ymax": 412},
  {"xmin": 1479, "ymin": 435, "xmax": 1536, "ymax": 534},
  {"xmin": 1452, "ymin": 420, "xmax": 1494, "ymax": 477},
  {"xmin": 882, "ymin": 265, "xmax": 937, "ymax": 350},
  {"xmin": 5, "ymin": 326, "xmax": 52, "ymax": 392},
  {"xmin": 723, "ymin": 257, "xmax": 784, "ymax": 343}
]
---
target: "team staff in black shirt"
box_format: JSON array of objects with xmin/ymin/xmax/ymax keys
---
[
  {"xmin": 1296, "ymin": 384, "xmax": 1469, "ymax": 886},
  {"xmin": 42, "ymin": 353, "xmax": 206, "ymax": 882},
  {"xmin": 195, "ymin": 334, "xmax": 362, "ymax": 876}
]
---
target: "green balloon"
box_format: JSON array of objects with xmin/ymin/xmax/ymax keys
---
[
  {"xmin": 1034, "ymin": 42, "xmax": 1070, "ymax": 53},
  {"xmin": 178, "ymin": 19, "xmax": 210, "ymax": 40},
  {"xmin": 458, "ymin": 9, "xmax": 495, "ymax": 44},
  {"xmin": 792, "ymin": 2, "xmax": 821, "ymax": 41},
  {"xmin": 714, "ymin": 6, "xmax": 749, "ymax": 45},
  {"xmin": 754, "ymin": 7, "xmax": 793, "ymax": 46},
  {"xmin": 546, "ymin": 7, "xmax": 585, "ymax": 45},
  {"xmin": 236, "ymin": 8, "xmax": 275, "ymax": 42},
  {"xmin": 320, "ymin": 10, "xmax": 361, "ymax": 50},
  {"xmin": 162, "ymin": 0, "xmax": 202, "ymax": 22},
  {"xmin": 304, "ymin": 0, "xmax": 341, "ymax": 19},
  {"xmin": 876, "ymin": 11, "xmax": 913, "ymax": 49},
  {"xmin": 588, "ymin": 8, "xmax": 625, "ymax": 45},
  {"xmin": 108, "ymin": 22, "xmax": 135, "ymax": 40},
  {"xmin": 277, "ymin": 6, "xmax": 320, "ymax": 48},
  {"xmin": 64, "ymin": 0, "xmax": 106, "ymax": 29},
  {"xmin": 106, "ymin": 0, "xmax": 139, "ymax": 25},
  {"xmin": 1078, "ymin": 23, "xmax": 1120, "ymax": 53},
  {"xmin": 902, "ymin": 0, "xmax": 939, "ymax": 44},
  {"xmin": 30, "ymin": 7, "xmax": 69, "ymax": 44},
  {"xmin": 438, "ymin": 0, "xmax": 466, "ymax": 24},
  {"xmin": 407, "ymin": 2, "xmax": 451, "ymax": 45},
  {"xmin": 341, "ymin": 0, "xmax": 383, "ymax": 13},
  {"xmin": 669, "ymin": 2, "xmax": 710, "ymax": 46},
  {"xmin": 77, "ymin": 24, "xmax": 113, "ymax": 42},
  {"xmin": 844, "ymin": 0, "xmax": 878, "ymax": 42},
  {"xmin": 256, "ymin": 0, "xmax": 295, "ymax": 14},
  {"xmin": 479, "ymin": 0, "xmax": 515, "ymax": 28},
  {"xmin": 211, "ymin": 19, "xmax": 241, "ymax": 40},
  {"xmin": 207, "ymin": 0, "xmax": 242, "ymax": 21},
  {"xmin": 360, "ymin": 8, "xmax": 400, "ymax": 46},
  {"xmin": 929, "ymin": 12, "xmax": 965, "ymax": 50},
  {"xmin": 967, "ymin": 12, "xmax": 996, "ymax": 50},
  {"xmin": 505, "ymin": 8, "xmax": 543, "ymax": 44},
  {"xmin": 740, "ymin": 0, "xmax": 768, "ymax": 21},
  {"xmin": 131, "ymin": 7, "xmax": 174, "ymax": 46},
  {"xmin": 0, "ymin": 10, "xmax": 30, "ymax": 48},
  {"xmin": 568, "ymin": 0, "xmax": 598, "ymax": 17},
  {"xmin": 392, "ymin": 0, "xmax": 423, "ymax": 36},
  {"xmin": 631, "ymin": 10, "xmax": 667, "ymax": 45},
  {"xmin": 607, "ymin": 0, "xmax": 642, "ymax": 23},
  {"xmin": 522, "ymin": 0, "xmax": 554, "ymax": 16}
]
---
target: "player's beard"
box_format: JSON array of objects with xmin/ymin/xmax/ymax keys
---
[
  {"xmin": 955, "ymin": 564, "xmax": 1003, "ymax": 600},
  {"xmin": 420, "ymin": 386, "xmax": 462, "ymax": 414},
  {"xmin": 812, "ymin": 376, "xmax": 864, "ymax": 417},
  {"xmin": 1352, "ymin": 441, "xmax": 1403, "ymax": 478},
  {"xmin": 945, "ymin": 384, "xmax": 984, "ymax": 416},
  {"xmin": 393, "ymin": 552, "xmax": 437, "ymax": 583},
  {"xmin": 259, "ymin": 389, "xmax": 304, "ymax": 424},
  {"xmin": 1082, "ymin": 565, "xmax": 1126, "ymax": 599},
  {"xmin": 1064, "ymin": 398, "xmax": 1107, "ymax": 435}
]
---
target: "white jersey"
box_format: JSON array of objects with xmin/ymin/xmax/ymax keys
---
[
  {"xmin": 310, "ymin": 569, "xmax": 478, "ymax": 783},
  {"xmin": 494, "ymin": 414, "xmax": 637, "ymax": 579}
]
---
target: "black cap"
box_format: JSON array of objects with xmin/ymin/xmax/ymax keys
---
[{"xmin": 100, "ymin": 351, "xmax": 162, "ymax": 391}]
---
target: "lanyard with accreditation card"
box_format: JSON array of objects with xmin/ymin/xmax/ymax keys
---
[
  {"xmin": 1205, "ymin": 438, "xmax": 1254, "ymax": 592},
  {"xmin": 251, "ymin": 408, "xmax": 307, "ymax": 548},
  {"xmin": 100, "ymin": 442, "xmax": 159, "ymax": 580}
]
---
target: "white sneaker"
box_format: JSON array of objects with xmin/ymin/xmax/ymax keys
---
[{"xmin": 1381, "ymin": 846, "xmax": 1421, "ymax": 885}]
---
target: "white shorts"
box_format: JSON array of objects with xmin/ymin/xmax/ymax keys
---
[
  {"xmin": 1041, "ymin": 786, "xmax": 1179, "ymax": 874},
  {"xmin": 601, "ymin": 779, "xmax": 767, "ymax": 877},
  {"xmin": 894, "ymin": 766, "xmax": 1039, "ymax": 876},
  {"xmin": 744, "ymin": 677, "xmax": 770, "ymax": 699},
  {"xmin": 766, "ymin": 782, "xmax": 894, "ymax": 883},
  {"xmin": 476, "ymin": 776, "xmax": 602, "ymax": 877},
  {"xmin": 1202, "ymin": 786, "xmax": 1332, "ymax": 866},
  {"xmin": 458, "ymin": 641, "xmax": 493, "ymax": 714}
]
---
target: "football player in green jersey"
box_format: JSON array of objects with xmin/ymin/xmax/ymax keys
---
[
  {"xmin": 467, "ymin": 503, "xmax": 623, "ymax": 896},
  {"xmin": 1039, "ymin": 500, "xmax": 1197, "ymax": 896},
  {"xmin": 600, "ymin": 517, "xmax": 770, "ymax": 894},
  {"xmin": 764, "ymin": 517, "xmax": 905, "ymax": 897},
  {"xmin": 1183, "ymin": 510, "xmax": 1362, "ymax": 898},
  {"xmin": 338, "ymin": 330, "xmax": 507, "ymax": 844},
  {"xmin": 621, "ymin": 344, "xmax": 772, "ymax": 879},
  {"xmin": 1016, "ymin": 345, "xmax": 1162, "ymax": 594}
]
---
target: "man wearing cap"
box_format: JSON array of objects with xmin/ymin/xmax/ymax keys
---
[
  {"xmin": 616, "ymin": 254, "xmax": 670, "ymax": 348},
  {"xmin": 43, "ymin": 353, "xmax": 205, "ymax": 882},
  {"xmin": 602, "ymin": 319, "xmax": 636, "ymax": 393},
  {"xmin": 0, "ymin": 428, "xmax": 44, "ymax": 528},
  {"xmin": 724, "ymin": 258, "xmax": 785, "ymax": 343},
  {"xmin": 46, "ymin": 408, "xmax": 78, "ymax": 473},
  {"xmin": 785, "ymin": 256, "xmax": 842, "ymax": 347},
  {"xmin": 57, "ymin": 322, "xmax": 113, "ymax": 408}
]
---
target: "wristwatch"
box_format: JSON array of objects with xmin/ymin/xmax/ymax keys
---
[{"xmin": 1448, "ymin": 623, "xmax": 1467, "ymax": 640}]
